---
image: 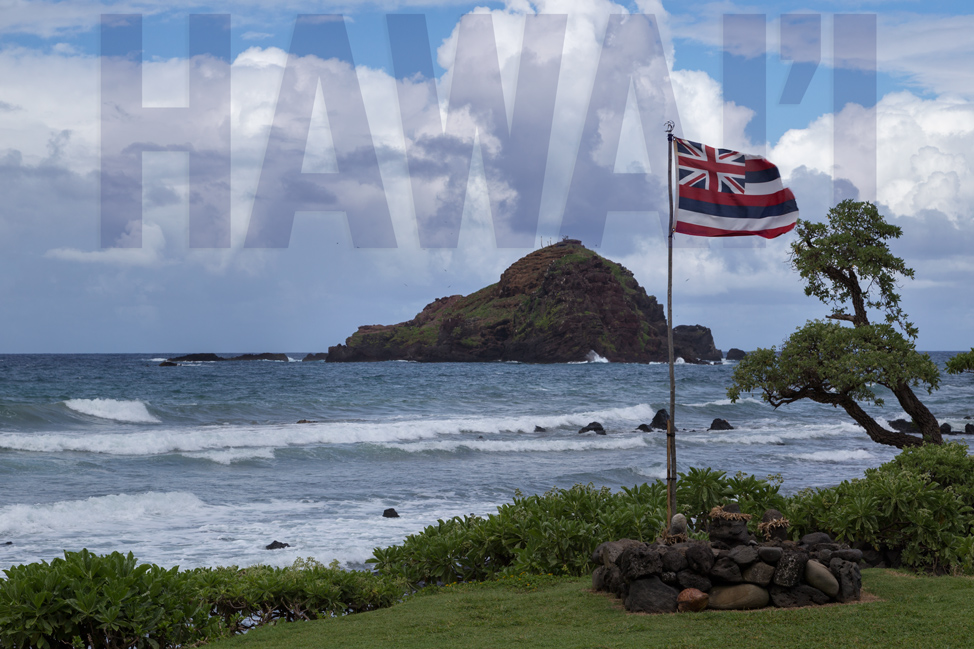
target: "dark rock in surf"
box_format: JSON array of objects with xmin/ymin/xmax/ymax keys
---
[
  {"xmin": 650, "ymin": 409, "xmax": 669, "ymax": 431},
  {"xmin": 158, "ymin": 361, "xmax": 177, "ymax": 366},
  {"xmin": 168, "ymin": 353, "xmax": 224, "ymax": 362},
  {"xmin": 265, "ymin": 540, "xmax": 290, "ymax": 550},
  {"xmin": 725, "ymin": 348, "xmax": 747, "ymax": 361},
  {"xmin": 709, "ymin": 418, "xmax": 734, "ymax": 431},
  {"xmin": 578, "ymin": 421, "xmax": 605, "ymax": 435},
  {"xmin": 534, "ymin": 425, "xmax": 546, "ymax": 432},
  {"xmin": 382, "ymin": 508, "xmax": 400, "ymax": 518},
  {"xmin": 302, "ymin": 353, "xmax": 328, "ymax": 361}
]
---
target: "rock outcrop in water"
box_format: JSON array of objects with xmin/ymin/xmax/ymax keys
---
[{"xmin": 327, "ymin": 240, "xmax": 721, "ymax": 363}]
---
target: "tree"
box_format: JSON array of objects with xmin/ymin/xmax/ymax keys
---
[
  {"xmin": 946, "ymin": 349, "xmax": 974, "ymax": 375},
  {"xmin": 728, "ymin": 200, "xmax": 942, "ymax": 449}
]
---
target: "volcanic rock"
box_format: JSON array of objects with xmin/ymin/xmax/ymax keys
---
[
  {"xmin": 382, "ymin": 508, "xmax": 400, "ymax": 518},
  {"xmin": 158, "ymin": 361, "xmax": 177, "ymax": 366},
  {"xmin": 625, "ymin": 576, "xmax": 679, "ymax": 614},
  {"xmin": 578, "ymin": 421, "xmax": 605, "ymax": 435},
  {"xmin": 265, "ymin": 540, "xmax": 290, "ymax": 550},
  {"xmin": 725, "ymin": 348, "xmax": 747, "ymax": 361},
  {"xmin": 650, "ymin": 409, "xmax": 670, "ymax": 430},
  {"xmin": 708, "ymin": 418, "xmax": 734, "ymax": 431},
  {"xmin": 302, "ymin": 353, "xmax": 328, "ymax": 361},
  {"xmin": 325, "ymin": 241, "xmax": 718, "ymax": 363}
]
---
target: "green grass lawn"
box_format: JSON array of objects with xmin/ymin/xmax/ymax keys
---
[{"xmin": 209, "ymin": 570, "xmax": 974, "ymax": 649}]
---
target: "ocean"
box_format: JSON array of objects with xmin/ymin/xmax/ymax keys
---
[{"xmin": 1, "ymin": 353, "xmax": 971, "ymax": 572}]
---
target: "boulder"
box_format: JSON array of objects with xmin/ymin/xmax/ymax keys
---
[
  {"xmin": 625, "ymin": 576, "xmax": 679, "ymax": 614},
  {"xmin": 941, "ymin": 423, "xmax": 953, "ymax": 435},
  {"xmin": 603, "ymin": 564, "xmax": 626, "ymax": 598},
  {"xmin": 728, "ymin": 544, "xmax": 759, "ymax": 566},
  {"xmin": 301, "ymin": 353, "xmax": 328, "ymax": 361},
  {"xmin": 708, "ymin": 418, "xmax": 734, "ymax": 431},
  {"xmin": 677, "ymin": 588, "xmax": 709, "ymax": 612},
  {"xmin": 725, "ymin": 348, "xmax": 747, "ymax": 361},
  {"xmin": 741, "ymin": 561, "xmax": 776, "ymax": 587},
  {"xmin": 966, "ymin": 423, "xmax": 974, "ymax": 434},
  {"xmin": 592, "ymin": 565, "xmax": 608, "ymax": 591},
  {"xmin": 708, "ymin": 504, "xmax": 752, "ymax": 546},
  {"xmin": 578, "ymin": 421, "xmax": 605, "ymax": 435},
  {"xmin": 650, "ymin": 409, "xmax": 670, "ymax": 431},
  {"xmin": 265, "ymin": 540, "xmax": 290, "ymax": 550},
  {"xmin": 773, "ymin": 550, "xmax": 808, "ymax": 587},
  {"xmin": 889, "ymin": 418, "xmax": 919, "ymax": 434},
  {"xmin": 601, "ymin": 539, "xmax": 643, "ymax": 568},
  {"xmin": 829, "ymin": 558, "xmax": 862, "ymax": 602},
  {"xmin": 685, "ymin": 542, "xmax": 715, "ymax": 574},
  {"xmin": 677, "ymin": 569, "xmax": 712, "ymax": 592},
  {"xmin": 708, "ymin": 584, "xmax": 769, "ymax": 610},
  {"xmin": 759, "ymin": 508, "xmax": 789, "ymax": 542},
  {"xmin": 800, "ymin": 532, "xmax": 833, "ymax": 547},
  {"xmin": 710, "ymin": 557, "xmax": 743, "ymax": 583},
  {"xmin": 661, "ymin": 571, "xmax": 679, "ymax": 586},
  {"xmin": 661, "ymin": 545, "xmax": 688, "ymax": 573},
  {"xmin": 769, "ymin": 584, "xmax": 830, "ymax": 608},
  {"xmin": 619, "ymin": 545, "xmax": 663, "ymax": 581},
  {"xmin": 804, "ymin": 560, "xmax": 839, "ymax": 598},
  {"xmin": 758, "ymin": 546, "xmax": 783, "ymax": 564},
  {"xmin": 812, "ymin": 549, "xmax": 833, "ymax": 564},
  {"xmin": 668, "ymin": 514, "xmax": 688, "ymax": 538},
  {"xmin": 382, "ymin": 508, "xmax": 400, "ymax": 518},
  {"xmin": 636, "ymin": 423, "xmax": 653, "ymax": 432},
  {"xmin": 831, "ymin": 548, "xmax": 863, "ymax": 563}
]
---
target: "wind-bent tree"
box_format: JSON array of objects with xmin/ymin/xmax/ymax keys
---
[
  {"xmin": 728, "ymin": 200, "xmax": 942, "ymax": 448},
  {"xmin": 946, "ymin": 349, "xmax": 974, "ymax": 375}
]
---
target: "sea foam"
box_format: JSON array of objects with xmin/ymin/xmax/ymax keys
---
[{"xmin": 63, "ymin": 398, "xmax": 160, "ymax": 423}]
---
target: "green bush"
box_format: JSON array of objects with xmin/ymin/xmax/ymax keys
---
[
  {"xmin": 0, "ymin": 549, "xmax": 219, "ymax": 649},
  {"xmin": 784, "ymin": 442, "xmax": 974, "ymax": 573},
  {"xmin": 0, "ymin": 554, "xmax": 408, "ymax": 648}
]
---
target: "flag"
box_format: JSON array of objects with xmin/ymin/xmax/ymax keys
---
[{"xmin": 673, "ymin": 138, "xmax": 798, "ymax": 238}]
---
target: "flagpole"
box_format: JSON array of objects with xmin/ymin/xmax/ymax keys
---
[{"xmin": 664, "ymin": 121, "xmax": 677, "ymax": 526}]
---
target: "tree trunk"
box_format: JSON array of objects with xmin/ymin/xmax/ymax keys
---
[
  {"xmin": 837, "ymin": 396, "xmax": 926, "ymax": 449},
  {"xmin": 890, "ymin": 381, "xmax": 943, "ymax": 444}
]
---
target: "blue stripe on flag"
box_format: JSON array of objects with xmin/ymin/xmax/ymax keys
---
[{"xmin": 678, "ymin": 196, "xmax": 799, "ymax": 220}]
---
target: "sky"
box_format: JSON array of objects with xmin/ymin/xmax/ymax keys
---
[{"xmin": 1, "ymin": 0, "xmax": 972, "ymax": 353}]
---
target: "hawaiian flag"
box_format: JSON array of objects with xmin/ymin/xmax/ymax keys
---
[{"xmin": 674, "ymin": 138, "xmax": 798, "ymax": 238}]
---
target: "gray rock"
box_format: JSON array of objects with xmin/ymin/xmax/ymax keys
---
[
  {"xmin": 708, "ymin": 504, "xmax": 752, "ymax": 546},
  {"xmin": 708, "ymin": 584, "xmax": 769, "ymax": 610},
  {"xmin": 741, "ymin": 561, "xmax": 776, "ymax": 587},
  {"xmin": 603, "ymin": 564, "xmax": 626, "ymax": 598},
  {"xmin": 619, "ymin": 545, "xmax": 663, "ymax": 581},
  {"xmin": 661, "ymin": 547, "xmax": 688, "ymax": 573},
  {"xmin": 709, "ymin": 418, "xmax": 734, "ymax": 431},
  {"xmin": 677, "ymin": 569, "xmax": 712, "ymax": 592},
  {"xmin": 602, "ymin": 539, "xmax": 643, "ymax": 568},
  {"xmin": 812, "ymin": 549, "xmax": 833, "ymax": 564},
  {"xmin": 650, "ymin": 409, "xmax": 670, "ymax": 430},
  {"xmin": 829, "ymin": 558, "xmax": 862, "ymax": 602},
  {"xmin": 773, "ymin": 550, "xmax": 808, "ymax": 587},
  {"xmin": 832, "ymin": 548, "xmax": 863, "ymax": 563},
  {"xmin": 625, "ymin": 576, "xmax": 679, "ymax": 614},
  {"xmin": 760, "ymin": 508, "xmax": 789, "ymax": 542},
  {"xmin": 592, "ymin": 565, "xmax": 608, "ymax": 591},
  {"xmin": 685, "ymin": 542, "xmax": 715, "ymax": 574},
  {"xmin": 661, "ymin": 571, "xmax": 679, "ymax": 585},
  {"xmin": 800, "ymin": 532, "xmax": 832, "ymax": 546},
  {"xmin": 710, "ymin": 557, "xmax": 743, "ymax": 583},
  {"xmin": 770, "ymin": 584, "xmax": 831, "ymax": 608},
  {"xmin": 668, "ymin": 513, "xmax": 688, "ymax": 537},
  {"xmin": 804, "ymin": 560, "xmax": 839, "ymax": 598},
  {"xmin": 577, "ymin": 421, "xmax": 605, "ymax": 434},
  {"xmin": 728, "ymin": 544, "xmax": 759, "ymax": 566},
  {"xmin": 758, "ymin": 546, "xmax": 783, "ymax": 564}
]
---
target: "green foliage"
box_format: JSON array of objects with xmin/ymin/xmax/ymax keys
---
[
  {"xmin": 0, "ymin": 553, "xmax": 407, "ymax": 648},
  {"xmin": 785, "ymin": 442, "xmax": 974, "ymax": 573},
  {"xmin": 791, "ymin": 199, "xmax": 917, "ymax": 337},
  {"xmin": 945, "ymin": 348, "xmax": 974, "ymax": 374},
  {"xmin": 728, "ymin": 321, "xmax": 940, "ymax": 407},
  {"xmin": 370, "ymin": 472, "xmax": 789, "ymax": 587},
  {"xmin": 0, "ymin": 549, "xmax": 219, "ymax": 649}
]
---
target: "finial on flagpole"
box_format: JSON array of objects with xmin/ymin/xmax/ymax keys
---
[{"xmin": 664, "ymin": 120, "xmax": 675, "ymax": 133}]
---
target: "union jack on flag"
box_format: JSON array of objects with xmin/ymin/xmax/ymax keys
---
[
  {"xmin": 677, "ymin": 139, "xmax": 746, "ymax": 194},
  {"xmin": 673, "ymin": 137, "xmax": 798, "ymax": 238}
]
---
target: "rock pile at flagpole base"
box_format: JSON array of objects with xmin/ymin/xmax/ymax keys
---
[{"xmin": 591, "ymin": 504, "xmax": 862, "ymax": 613}]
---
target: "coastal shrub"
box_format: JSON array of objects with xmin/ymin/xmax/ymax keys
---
[
  {"xmin": 784, "ymin": 442, "xmax": 974, "ymax": 573},
  {"xmin": 0, "ymin": 554, "xmax": 408, "ymax": 648},
  {"xmin": 187, "ymin": 558, "xmax": 407, "ymax": 634},
  {"xmin": 0, "ymin": 549, "xmax": 219, "ymax": 649},
  {"xmin": 369, "ymin": 473, "xmax": 786, "ymax": 587}
]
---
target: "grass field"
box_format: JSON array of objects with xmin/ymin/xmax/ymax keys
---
[{"xmin": 209, "ymin": 570, "xmax": 974, "ymax": 649}]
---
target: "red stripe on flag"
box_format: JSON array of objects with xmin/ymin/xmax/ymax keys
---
[
  {"xmin": 679, "ymin": 186, "xmax": 795, "ymax": 207},
  {"xmin": 674, "ymin": 221, "xmax": 797, "ymax": 239}
]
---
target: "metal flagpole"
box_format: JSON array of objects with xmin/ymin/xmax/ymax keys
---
[{"xmin": 664, "ymin": 121, "xmax": 677, "ymax": 525}]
